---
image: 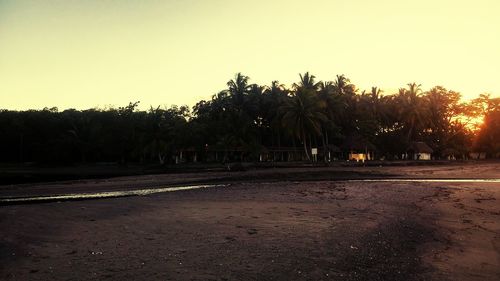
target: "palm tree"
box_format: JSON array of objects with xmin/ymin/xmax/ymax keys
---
[
  {"xmin": 280, "ymin": 88, "xmax": 327, "ymax": 161},
  {"xmin": 357, "ymin": 87, "xmax": 384, "ymax": 137},
  {"xmin": 294, "ymin": 72, "xmax": 320, "ymax": 91},
  {"xmin": 318, "ymin": 81, "xmax": 339, "ymax": 121},
  {"xmin": 367, "ymin": 86, "xmax": 384, "ymax": 124},
  {"xmin": 227, "ymin": 73, "xmax": 251, "ymax": 110},
  {"xmin": 317, "ymin": 81, "xmax": 343, "ymax": 161},
  {"xmin": 262, "ymin": 81, "xmax": 289, "ymax": 151},
  {"xmin": 332, "ymin": 74, "xmax": 354, "ymax": 96},
  {"xmin": 332, "ymin": 74, "xmax": 358, "ymax": 135},
  {"xmin": 397, "ymin": 83, "xmax": 427, "ymax": 142},
  {"xmin": 369, "ymin": 87, "xmax": 382, "ymax": 105}
]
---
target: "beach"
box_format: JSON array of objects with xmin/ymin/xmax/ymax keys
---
[{"xmin": 1, "ymin": 162, "xmax": 499, "ymax": 280}]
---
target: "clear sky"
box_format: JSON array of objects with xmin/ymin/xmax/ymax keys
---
[{"xmin": 1, "ymin": 0, "xmax": 499, "ymax": 110}]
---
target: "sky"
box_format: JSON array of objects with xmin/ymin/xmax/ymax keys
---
[{"xmin": 1, "ymin": 0, "xmax": 499, "ymax": 110}]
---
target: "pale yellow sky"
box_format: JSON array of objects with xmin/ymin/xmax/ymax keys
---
[{"xmin": 1, "ymin": 0, "xmax": 499, "ymax": 110}]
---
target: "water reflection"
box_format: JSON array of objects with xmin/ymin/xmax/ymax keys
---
[
  {"xmin": 348, "ymin": 179, "xmax": 500, "ymax": 183},
  {"xmin": 0, "ymin": 184, "xmax": 226, "ymax": 204},
  {"xmin": 2, "ymin": 178, "xmax": 499, "ymax": 205}
]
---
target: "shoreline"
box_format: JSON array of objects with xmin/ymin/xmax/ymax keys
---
[
  {"xmin": 1, "ymin": 163, "xmax": 499, "ymax": 280},
  {"xmin": 1, "ymin": 159, "xmax": 497, "ymax": 186}
]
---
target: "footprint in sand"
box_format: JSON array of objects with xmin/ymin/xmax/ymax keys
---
[
  {"xmin": 247, "ymin": 229, "xmax": 258, "ymax": 235},
  {"xmin": 225, "ymin": 236, "xmax": 236, "ymax": 241}
]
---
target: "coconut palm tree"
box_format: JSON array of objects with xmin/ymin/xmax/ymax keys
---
[
  {"xmin": 366, "ymin": 86, "xmax": 384, "ymax": 125},
  {"xmin": 397, "ymin": 83, "xmax": 428, "ymax": 142},
  {"xmin": 262, "ymin": 81, "xmax": 289, "ymax": 150},
  {"xmin": 227, "ymin": 73, "xmax": 251, "ymax": 110},
  {"xmin": 294, "ymin": 72, "xmax": 320, "ymax": 91},
  {"xmin": 332, "ymin": 74, "xmax": 358, "ymax": 136},
  {"xmin": 317, "ymin": 80, "xmax": 344, "ymax": 161},
  {"xmin": 332, "ymin": 74, "xmax": 354, "ymax": 96},
  {"xmin": 280, "ymin": 88, "xmax": 327, "ymax": 161}
]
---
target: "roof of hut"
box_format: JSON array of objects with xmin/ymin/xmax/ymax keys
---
[
  {"xmin": 441, "ymin": 148, "xmax": 460, "ymax": 156},
  {"xmin": 407, "ymin": 142, "xmax": 433, "ymax": 154},
  {"xmin": 340, "ymin": 135, "xmax": 376, "ymax": 151}
]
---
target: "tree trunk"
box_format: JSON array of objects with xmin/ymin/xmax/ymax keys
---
[
  {"xmin": 80, "ymin": 147, "xmax": 86, "ymax": 163},
  {"xmin": 19, "ymin": 134, "xmax": 24, "ymax": 163},
  {"xmin": 321, "ymin": 131, "xmax": 327, "ymax": 163},
  {"xmin": 325, "ymin": 129, "xmax": 330, "ymax": 161},
  {"xmin": 302, "ymin": 132, "xmax": 311, "ymax": 161},
  {"xmin": 278, "ymin": 129, "xmax": 282, "ymax": 161},
  {"xmin": 158, "ymin": 153, "xmax": 165, "ymax": 165}
]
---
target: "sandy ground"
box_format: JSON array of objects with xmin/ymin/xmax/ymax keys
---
[
  {"xmin": 1, "ymin": 163, "xmax": 499, "ymax": 280},
  {"xmin": 1, "ymin": 162, "xmax": 498, "ymax": 198}
]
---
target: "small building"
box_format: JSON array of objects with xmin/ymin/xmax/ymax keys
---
[
  {"xmin": 341, "ymin": 135, "xmax": 376, "ymax": 162},
  {"xmin": 258, "ymin": 146, "xmax": 306, "ymax": 162},
  {"xmin": 257, "ymin": 145, "xmax": 341, "ymax": 162},
  {"xmin": 469, "ymin": 152, "xmax": 486, "ymax": 160},
  {"xmin": 406, "ymin": 142, "xmax": 433, "ymax": 160},
  {"xmin": 441, "ymin": 148, "xmax": 460, "ymax": 160},
  {"xmin": 204, "ymin": 146, "xmax": 246, "ymax": 162},
  {"xmin": 175, "ymin": 147, "xmax": 199, "ymax": 163}
]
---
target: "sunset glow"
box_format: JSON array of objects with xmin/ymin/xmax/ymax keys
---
[{"xmin": 1, "ymin": 0, "xmax": 499, "ymax": 110}]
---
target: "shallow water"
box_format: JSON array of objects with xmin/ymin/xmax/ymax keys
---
[
  {"xmin": 2, "ymin": 179, "xmax": 499, "ymax": 205},
  {"xmin": 348, "ymin": 179, "xmax": 500, "ymax": 183},
  {"xmin": 0, "ymin": 184, "xmax": 226, "ymax": 204}
]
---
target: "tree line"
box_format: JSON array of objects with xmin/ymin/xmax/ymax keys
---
[{"xmin": 1, "ymin": 72, "xmax": 498, "ymax": 164}]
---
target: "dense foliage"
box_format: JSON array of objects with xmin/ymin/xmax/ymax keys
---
[{"xmin": 1, "ymin": 73, "xmax": 498, "ymax": 164}]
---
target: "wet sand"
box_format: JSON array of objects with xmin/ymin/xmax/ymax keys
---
[{"xmin": 1, "ymin": 163, "xmax": 499, "ymax": 280}]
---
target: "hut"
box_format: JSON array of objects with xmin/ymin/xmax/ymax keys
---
[
  {"xmin": 258, "ymin": 146, "xmax": 306, "ymax": 162},
  {"xmin": 341, "ymin": 135, "xmax": 376, "ymax": 162},
  {"xmin": 406, "ymin": 142, "xmax": 433, "ymax": 160},
  {"xmin": 441, "ymin": 148, "xmax": 460, "ymax": 160},
  {"xmin": 468, "ymin": 152, "xmax": 486, "ymax": 160}
]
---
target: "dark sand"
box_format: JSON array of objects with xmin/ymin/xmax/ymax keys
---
[{"xmin": 1, "ymin": 163, "xmax": 499, "ymax": 280}]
